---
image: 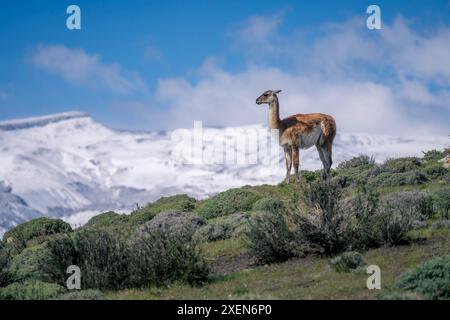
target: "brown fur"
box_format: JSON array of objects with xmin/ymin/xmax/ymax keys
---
[{"xmin": 256, "ymin": 90, "xmax": 336, "ymax": 183}]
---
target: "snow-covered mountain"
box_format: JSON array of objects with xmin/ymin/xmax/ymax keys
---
[{"xmin": 0, "ymin": 111, "xmax": 448, "ymax": 236}]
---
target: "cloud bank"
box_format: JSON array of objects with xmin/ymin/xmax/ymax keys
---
[
  {"xmin": 31, "ymin": 44, "xmax": 147, "ymax": 94},
  {"xmin": 154, "ymin": 14, "xmax": 450, "ymax": 137}
]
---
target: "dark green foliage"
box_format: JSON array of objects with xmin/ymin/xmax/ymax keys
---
[
  {"xmin": 330, "ymin": 252, "xmax": 365, "ymax": 273},
  {"xmin": 301, "ymin": 170, "xmax": 321, "ymax": 182},
  {"xmin": 43, "ymin": 223, "xmax": 210, "ymax": 290},
  {"xmin": 422, "ymin": 149, "xmax": 449, "ymax": 162},
  {"xmin": 246, "ymin": 211, "xmax": 298, "ymax": 264},
  {"xmin": 129, "ymin": 194, "xmax": 197, "ymax": 225},
  {"xmin": 432, "ymin": 187, "xmax": 450, "ymax": 219},
  {"xmin": 0, "ymin": 280, "xmax": 65, "ymax": 300},
  {"xmin": 375, "ymin": 206, "xmax": 414, "ymax": 246},
  {"xmin": 370, "ymin": 170, "xmax": 427, "ymax": 187},
  {"xmin": 44, "ymin": 230, "xmax": 130, "ymax": 290},
  {"xmin": 55, "ymin": 289, "xmax": 106, "ymax": 300},
  {"xmin": 196, "ymin": 187, "xmax": 261, "ymax": 219},
  {"xmin": 334, "ymin": 155, "xmax": 376, "ymax": 185},
  {"xmin": 0, "ymin": 241, "xmax": 13, "ymax": 287},
  {"xmin": 421, "ymin": 164, "xmax": 448, "ymax": 180},
  {"xmin": 129, "ymin": 225, "xmax": 210, "ymax": 287},
  {"xmin": 8, "ymin": 244, "xmax": 52, "ymax": 282},
  {"xmin": 84, "ymin": 211, "xmax": 127, "ymax": 229},
  {"xmin": 337, "ymin": 155, "xmax": 375, "ymax": 170},
  {"xmin": 252, "ymin": 197, "xmax": 284, "ymax": 213},
  {"xmin": 383, "ymin": 191, "xmax": 434, "ymax": 221},
  {"xmin": 3, "ymin": 217, "xmax": 72, "ymax": 250},
  {"xmin": 384, "ymin": 157, "xmax": 422, "ymax": 173},
  {"xmin": 396, "ymin": 255, "xmax": 450, "ymax": 300},
  {"xmin": 294, "ymin": 182, "xmax": 353, "ymax": 256},
  {"xmin": 197, "ymin": 213, "xmax": 252, "ymax": 241}
]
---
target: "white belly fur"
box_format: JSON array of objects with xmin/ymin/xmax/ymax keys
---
[{"xmin": 297, "ymin": 125, "xmax": 323, "ymax": 149}]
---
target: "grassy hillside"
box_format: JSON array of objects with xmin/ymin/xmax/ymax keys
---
[{"xmin": 0, "ymin": 148, "xmax": 449, "ymax": 300}]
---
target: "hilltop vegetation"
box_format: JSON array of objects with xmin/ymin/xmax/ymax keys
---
[{"xmin": 0, "ymin": 149, "xmax": 449, "ymax": 300}]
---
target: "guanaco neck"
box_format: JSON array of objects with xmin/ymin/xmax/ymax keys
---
[{"xmin": 268, "ymin": 96, "xmax": 282, "ymax": 130}]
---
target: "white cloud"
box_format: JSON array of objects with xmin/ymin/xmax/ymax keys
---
[
  {"xmin": 30, "ymin": 45, "xmax": 147, "ymax": 94},
  {"xmin": 153, "ymin": 15, "xmax": 450, "ymax": 136}
]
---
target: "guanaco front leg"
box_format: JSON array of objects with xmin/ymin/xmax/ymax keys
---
[
  {"xmin": 292, "ymin": 146, "xmax": 300, "ymax": 183},
  {"xmin": 284, "ymin": 148, "xmax": 292, "ymax": 183}
]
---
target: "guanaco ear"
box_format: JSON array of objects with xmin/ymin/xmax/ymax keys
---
[{"xmin": 273, "ymin": 90, "xmax": 282, "ymax": 94}]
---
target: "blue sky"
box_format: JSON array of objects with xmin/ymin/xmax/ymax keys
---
[{"xmin": 0, "ymin": 0, "xmax": 450, "ymax": 135}]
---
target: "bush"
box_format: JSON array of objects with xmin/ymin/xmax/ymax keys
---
[
  {"xmin": 293, "ymin": 181, "xmax": 356, "ymax": 256},
  {"xmin": 432, "ymin": 187, "xmax": 450, "ymax": 219},
  {"xmin": 0, "ymin": 242, "xmax": 13, "ymax": 286},
  {"xmin": 337, "ymin": 155, "xmax": 375, "ymax": 170},
  {"xmin": 196, "ymin": 187, "xmax": 261, "ymax": 219},
  {"xmin": 84, "ymin": 211, "xmax": 127, "ymax": 229},
  {"xmin": 383, "ymin": 191, "xmax": 434, "ymax": 221},
  {"xmin": 197, "ymin": 213, "xmax": 252, "ymax": 241},
  {"xmin": 129, "ymin": 224, "xmax": 210, "ymax": 287},
  {"xmin": 8, "ymin": 244, "xmax": 52, "ymax": 282},
  {"xmin": 334, "ymin": 156, "xmax": 376, "ymax": 186},
  {"xmin": 55, "ymin": 289, "xmax": 106, "ymax": 300},
  {"xmin": 421, "ymin": 164, "xmax": 448, "ymax": 180},
  {"xmin": 129, "ymin": 194, "xmax": 197, "ymax": 225},
  {"xmin": 384, "ymin": 157, "xmax": 422, "ymax": 173},
  {"xmin": 44, "ymin": 230, "xmax": 130, "ymax": 290},
  {"xmin": 0, "ymin": 280, "xmax": 65, "ymax": 300},
  {"xmin": 422, "ymin": 149, "xmax": 449, "ymax": 162},
  {"xmin": 3, "ymin": 218, "xmax": 72, "ymax": 250},
  {"xmin": 375, "ymin": 205, "xmax": 414, "ymax": 246},
  {"xmin": 396, "ymin": 254, "xmax": 450, "ymax": 300},
  {"xmin": 246, "ymin": 211, "xmax": 298, "ymax": 264},
  {"xmin": 252, "ymin": 197, "xmax": 284, "ymax": 213},
  {"xmin": 370, "ymin": 171, "xmax": 427, "ymax": 187},
  {"xmin": 330, "ymin": 252, "xmax": 365, "ymax": 273}
]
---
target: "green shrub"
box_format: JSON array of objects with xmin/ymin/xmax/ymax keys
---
[
  {"xmin": 383, "ymin": 191, "xmax": 434, "ymax": 221},
  {"xmin": 8, "ymin": 244, "xmax": 52, "ymax": 282},
  {"xmin": 330, "ymin": 252, "xmax": 365, "ymax": 273},
  {"xmin": 252, "ymin": 197, "xmax": 284, "ymax": 213},
  {"xmin": 55, "ymin": 289, "xmax": 106, "ymax": 300},
  {"xmin": 196, "ymin": 187, "xmax": 261, "ymax": 219},
  {"xmin": 84, "ymin": 211, "xmax": 127, "ymax": 229},
  {"xmin": 384, "ymin": 157, "xmax": 422, "ymax": 173},
  {"xmin": 346, "ymin": 184, "xmax": 381, "ymax": 250},
  {"xmin": 421, "ymin": 164, "xmax": 448, "ymax": 180},
  {"xmin": 3, "ymin": 218, "xmax": 72, "ymax": 250},
  {"xmin": 129, "ymin": 224, "xmax": 210, "ymax": 287},
  {"xmin": 246, "ymin": 211, "xmax": 298, "ymax": 264},
  {"xmin": 337, "ymin": 155, "xmax": 375, "ymax": 170},
  {"xmin": 422, "ymin": 149, "xmax": 449, "ymax": 162},
  {"xmin": 128, "ymin": 194, "xmax": 197, "ymax": 225},
  {"xmin": 293, "ymin": 181, "xmax": 356, "ymax": 256},
  {"xmin": 375, "ymin": 205, "xmax": 414, "ymax": 246},
  {"xmin": 334, "ymin": 156, "xmax": 376, "ymax": 186},
  {"xmin": 396, "ymin": 254, "xmax": 450, "ymax": 300},
  {"xmin": 197, "ymin": 213, "xmax": 252, "ymax": 241},
  {"xmin": 0, "ymin": 280, "xmax": 65, "ymax": 300},
  {"xmin": 0, "ymin": 242, "xmax": 13, "ymax": 286},
  {"xmin": 370, "ymin": 171, "xmax": 427, "ymax": 187},
  {"xmin": 44, "ymin": 230, "xmax": 130, "ymax": 290},
  {"xmin": 432, "ymin": 187, "xmax": 450, "ymax": 219}
]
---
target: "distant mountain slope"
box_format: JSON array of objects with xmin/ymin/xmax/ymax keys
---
[{"xmin": 0, "ymin": 112, "xmax": 448, "ymax": 235}]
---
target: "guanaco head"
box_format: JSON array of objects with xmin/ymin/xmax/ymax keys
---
[{"xmin": 256, "ymin": 90, "xmax": 282, "ymax": 105}]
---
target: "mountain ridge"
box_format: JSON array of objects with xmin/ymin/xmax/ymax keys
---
[{"xmin": 0, "ymin": 111, "xmax": 448, "ymax": 236}]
